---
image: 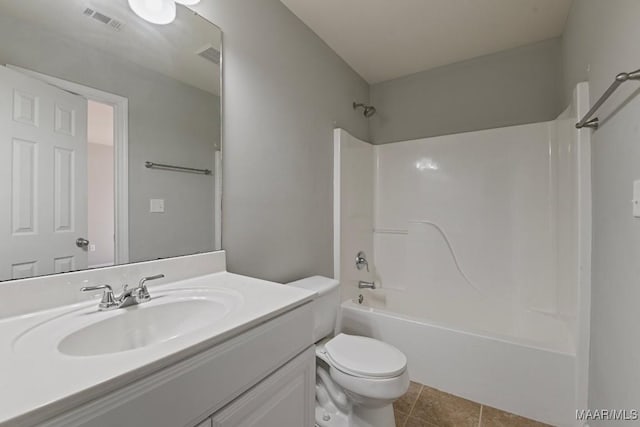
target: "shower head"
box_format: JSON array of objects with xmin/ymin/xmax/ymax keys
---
[{"xmin": 353, "ymin": 102, "xmax": 377, "ymax": 118}]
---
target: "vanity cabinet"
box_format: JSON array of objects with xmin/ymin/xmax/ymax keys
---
[
  {"xmin": 210, "ymin": 346, "xmax": 315, "ymax": 427},
  {"xmin": 40, "ymin": 303, "xmax": 315, "ymax": 427}
]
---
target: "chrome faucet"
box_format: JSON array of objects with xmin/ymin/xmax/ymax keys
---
[
  {"xmin": 81, "ymin": 274, "xmax": 165, "ymax": 311},
  {"xmin": 355, "ymin": 251, "xmax": 369, "ymax": 272},
  {"xmin": 358, "ymin": 280, "xmax": 376, "ymax": 289}
]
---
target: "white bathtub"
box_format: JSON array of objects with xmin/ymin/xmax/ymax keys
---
[{"xmin": 338, "ymin": 290, "xmax": 577, "ymax": 426}]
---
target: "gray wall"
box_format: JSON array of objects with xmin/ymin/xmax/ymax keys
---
[
  {"xmin": 0, "ymin": 15, "xmax": 220, "ymax": 263},
  {"xmin": 194, "ymin": 0, "xmax": 370, "ymax": 282},
  {"xmin": 562, "ymin": 0, "xmax": 640, "ymax": 419},
  {"xmin": 369, "ymin": 38, "xmax": 564, "ymax": 144}
]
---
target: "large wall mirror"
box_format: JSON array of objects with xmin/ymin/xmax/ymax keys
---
[{"xmin": 0, "ymin": 0, "xmax": 222, "ymax": 281}]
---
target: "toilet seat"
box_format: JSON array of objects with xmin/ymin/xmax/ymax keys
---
[{"xmin": 324, "ymin": 333, "xmax": 407, "ymax": 379}]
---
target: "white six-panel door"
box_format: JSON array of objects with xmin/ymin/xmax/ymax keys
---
[{"xmin": 0, "ymin": 65, "xmax": 88, "ymax": 280}]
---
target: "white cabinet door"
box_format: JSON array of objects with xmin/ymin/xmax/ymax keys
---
[
  {"xmin": 212, "ymin": 347, "xmax": 316, "ymax": 427},
  {"xmin": 0, "ymin": 65, "xmax": 88, "ymax": 280}
]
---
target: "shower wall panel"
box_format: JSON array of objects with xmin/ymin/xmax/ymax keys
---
[{"xmin": 373, "ymin": 122, "xmax": 578, "ymax": 317}]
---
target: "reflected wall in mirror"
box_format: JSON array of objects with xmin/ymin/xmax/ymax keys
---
[{"xmin": 0, "ymin": 0, "xmax": 222, "ymax": 281}]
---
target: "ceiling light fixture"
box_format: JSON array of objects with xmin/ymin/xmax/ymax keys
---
[
  {"xmin": 174, "ymin": 0, "xmax": 201, "ymax": 5},
  {"xmin": 128, "ymin": 0, "xmax": 178, "ymax": 25}
]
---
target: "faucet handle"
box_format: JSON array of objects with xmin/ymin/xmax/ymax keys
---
[
  {"xmin": 139, "ymin": 274, "xmax": 165, "ymax": 286},
  {"xmin": 355, "ymin": 251, "xmax": 369, "ymax": 272},
  {"xmin": 137, "ymin": 274, "xmax": 165, "ymax": 301},
  {"xmin": 81, "ymin": 284, "xmax": 117, "ymax": 310}
]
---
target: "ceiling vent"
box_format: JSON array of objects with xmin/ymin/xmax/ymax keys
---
[
  {"xmin": 196, "ymin": 45, "xmax": 221, "ymax": 65},
  {"xmin": 83, "ymin": 7, "xmax": 125, "ymax": 31}
]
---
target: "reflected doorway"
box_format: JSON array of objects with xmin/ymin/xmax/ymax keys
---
[
  {"xmin": 87, "ymin": 100, "xmax": 115, "ymax": 268},
  {"xmin": 8, "ymin": 65, "xmax": 130, "ymax": 274}
]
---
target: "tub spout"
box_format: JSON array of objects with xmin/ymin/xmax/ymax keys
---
[{"xmin": 358, "ymin": 280, "xmax": 376, "ymax": 289}]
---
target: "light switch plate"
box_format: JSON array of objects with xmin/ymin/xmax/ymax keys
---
[
  {"xmin": 633, "ymin": 181, "xmax": 640, "ymax": 218},
  {"xmin": 150, "ymin": 198, "xmax": 165, "ymax": 213}
]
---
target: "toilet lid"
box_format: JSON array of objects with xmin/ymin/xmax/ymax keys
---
[{"xmin": 324, "ymin": 333, "xmax": 407, "ymax": 379}]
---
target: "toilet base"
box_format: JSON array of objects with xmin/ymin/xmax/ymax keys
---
[
  {"xmin": 315, "ymin": 400, "xmax": 396, "ymax": 427},
  {"xmin": 315, "ymin": 403, "xmax": 349, "ymax": 427},
  {"xmin": 315, "ymin": 358, "xmax": 402, "ymax": 427},
  {"xmin": 351, "ymin": 404, "xmax": 396, "ymax": 427}
]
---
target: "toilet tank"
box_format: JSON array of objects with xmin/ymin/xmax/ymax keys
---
[{"xmin": 287, "ymin": 276, "xmax": 340, "ymax": 342}]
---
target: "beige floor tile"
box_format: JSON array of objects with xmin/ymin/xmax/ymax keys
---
[
  {"xmin": 404, "ymin": 416, "xmax": 437, "ymax": 427},
  {"xmin": 410, "ymin": 386, "xmax": 481, "ymax": 427},
  {"xmin": 480, "ymin": 406, "xmax": 552, "ymax": 427},
  {"xmin": 394, "ymin": 409, "xmax": 408, "ymax": 427},
  {"xmin": 394, "ymin": 381, "xmax": 423, "ymax": 415}
]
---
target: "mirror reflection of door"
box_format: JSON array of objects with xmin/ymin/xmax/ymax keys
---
[{"xmin": 0, "ymin": 66, "xmax": 89, "ymax": 279}]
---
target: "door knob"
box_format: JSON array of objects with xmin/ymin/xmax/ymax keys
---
[{"xmin": 76, "ymin": 238, "xmax": 90, "ymax": 248}]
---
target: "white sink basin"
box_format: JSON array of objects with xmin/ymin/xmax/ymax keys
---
[
  {"xmin": 59, "ymin": 298, "xmax": 229, "ymax": 356},
  {"xmin": 12, "ymin": 288, "xmax": 243, "ymax": 357}
]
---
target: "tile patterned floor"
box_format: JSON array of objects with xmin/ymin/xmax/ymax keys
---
[{"xmin": 393, "ymin": 382, "xmax": 553, "ymax": 427}]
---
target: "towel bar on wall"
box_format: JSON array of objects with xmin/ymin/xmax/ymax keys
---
[
  {"xmin": 575, "ymin": 68, "xmax": 640, "ymax": 129},
  {"xmin": 145, "ymin": 161, "xmax": 212, "ymax": 175}
]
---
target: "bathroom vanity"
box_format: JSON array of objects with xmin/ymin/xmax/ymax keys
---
[{"xmin": 0, "ymin": 251, "xmax": 317, "ymax": 427}]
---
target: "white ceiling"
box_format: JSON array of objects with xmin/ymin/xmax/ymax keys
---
[
  {"xmin": 1, "ymin": 0, "xmax": 221, "ymax": 95},
  {"xmin": 280, "ymin": 0, "xmax": 573, "ymax": 83}
]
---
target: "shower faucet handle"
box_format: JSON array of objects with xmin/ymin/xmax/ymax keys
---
[{"xmin": 355, "ymin": 251, "xmax": 369, "ymax": 272}]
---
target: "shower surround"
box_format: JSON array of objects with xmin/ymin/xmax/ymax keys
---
[{"xmin": 333, "ymin": 84, "xmax": 591, "ymax": 426}]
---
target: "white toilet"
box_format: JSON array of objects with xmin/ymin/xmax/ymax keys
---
[{"xmin": 289, "ymin": 276, "xmax": 409, "ymax": 427}]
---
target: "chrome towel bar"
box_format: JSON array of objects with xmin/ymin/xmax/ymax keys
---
[
  {"xmin": 145, "ymin": 161, "xmax": 212, "ymax": 175},
  {"xmin": 576, "ymin": 68, "xmax": 640, "ymax": 129}
]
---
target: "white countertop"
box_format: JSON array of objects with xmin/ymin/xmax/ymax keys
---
[{"xmin": 0, "ymin": 272, "xmax": 315, "ymax": 427}]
